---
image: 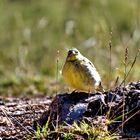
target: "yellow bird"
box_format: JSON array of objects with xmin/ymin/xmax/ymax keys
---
[{"xmin": 62, "ymin": 48, "xmax": 104, "ymax": 92}]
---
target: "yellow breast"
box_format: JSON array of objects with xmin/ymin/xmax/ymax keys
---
[{"xmin": 62, "ymin": 61, "xmax": 95, "ymax": 91}]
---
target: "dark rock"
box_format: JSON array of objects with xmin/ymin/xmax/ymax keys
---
[
  {"xmin": 35, "ymin": 81, "xmax": 140, "ymax": 138},
  {"xmin": 46, "ymin": 92, "xmax": 107, "ymax": 127}
]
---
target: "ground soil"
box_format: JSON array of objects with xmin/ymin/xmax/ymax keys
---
[{"xmin": 0, "ymin": 96, "xmax": 52, "ymax": 139}]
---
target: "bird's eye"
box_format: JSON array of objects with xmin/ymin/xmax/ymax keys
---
[{"xmin": 75, "ymin": 51, "xmax": 78, "ymax": 54}]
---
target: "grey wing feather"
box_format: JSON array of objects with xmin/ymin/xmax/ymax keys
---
[{"xmin": 81, "ymin": 57, "xmax": 101, "ymax": 82}]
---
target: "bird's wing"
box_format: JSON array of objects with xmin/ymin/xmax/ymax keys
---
[
  {"xmin": 80, "ymin": 57, "xmax": 96, "ymax": 70},
  {"xmin": 80, "ymin": 57, "xmax": 101, "ymax": 82}
]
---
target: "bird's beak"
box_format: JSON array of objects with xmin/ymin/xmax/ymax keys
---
[{"xmin": 68, "ymin": 50, "xmax": 73, "ymax": 57}]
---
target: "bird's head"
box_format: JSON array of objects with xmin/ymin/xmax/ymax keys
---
[{"xmin": 66, "ymin": 48, "xmax": 81, "ymax": 61}]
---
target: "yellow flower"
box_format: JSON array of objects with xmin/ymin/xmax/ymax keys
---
[{"xmin": 62, "ymin": 48, "xmax": 104, "ymax": 92}]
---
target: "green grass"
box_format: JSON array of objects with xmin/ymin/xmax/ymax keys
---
[
  {"xmin": 32, "ymin": 119, "xmax": 115, "ymax": 140},
  {"xmin": 0, "ymin": 0, "xmax": 140, "ymax": 96}
]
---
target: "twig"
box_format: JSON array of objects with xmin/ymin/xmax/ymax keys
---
[
  {"xmin": 108, "ymin": 31, "xmax": 113, "ymax": 89},
  {"xmin": 0, "ymin": 107, "xmax": 14, "ymax": 127},
  {"xmin": 56, "ymin": 50, "xmax": 60, "ymax": 132},
  {"xmin": 119, "ymin": 109, "xmax": 140, "ymax": 129},
  {"xmin": 119, "ymin": 49, "xmax": 140, "ymax": 87},
  {"xmin": 0, "ymin": 107, "xmax": 34, "ymax": 134},
  {"xmin": 56, "ymin": 50, "xmax": 60, "ymax": 88},
  {"xmin": 109, "ymin": 40, "xmax": 112, "ymax": 88},
  {"xmin": 124, "ymin": 47, "xmax": 128, "ymax": 86},
  {"xmin": 114, "ymin": 76, "xmax": 119, "ymax": 87}
]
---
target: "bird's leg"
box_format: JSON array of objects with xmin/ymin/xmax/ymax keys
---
[{"xmin": 72, "ymin": 89, "xmax": 77, "ymax": 93}]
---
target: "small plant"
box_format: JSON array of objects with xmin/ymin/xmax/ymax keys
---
[
  {"xmin": 61, "ymin": 120, "xmax": 113, "ymax": 140},
  {"xmin": 32, "ymin": 118, "xmax": 116, "ymax": 140},
  {"xmin": 62, "ymin": 132, "xmax": 74, "ymax": 140},
  {"xmin": 34, "ymin": 118, "xmax": 50, "ymax": 139}
]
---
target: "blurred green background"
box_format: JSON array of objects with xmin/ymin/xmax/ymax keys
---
[{"xmin": 0, "ymin": 0, "xmax": 140, "ymax": 96}]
